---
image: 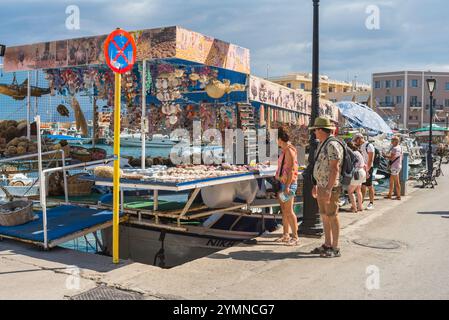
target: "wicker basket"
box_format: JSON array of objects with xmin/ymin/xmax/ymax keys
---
[
  {"xmin": 88, "ymin": 147, "xmax": 107, "ymax": 161},
  {"xmin": 0, "ymin": 200, "xmax": 35, "ymax": 227},
  {"xmin": 71, "ymin": 147, "xmax": 92, "ymax": 162},
  {"xmin": 67, "ymin": 174, "xmax": 94, "ymax": 196}
]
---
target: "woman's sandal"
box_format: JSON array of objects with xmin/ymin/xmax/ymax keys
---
[
  {"xmin": 351, "ymin": 207, "xmax": 357, "ymax": 213},
  {"xmin": 286, "ymin": 238, "xmax": 299, "ymax": 246},
  {"xmin": 274, "ymin": 236, "xmax": 290, "ymax": 243},
  {"xmin": 384, "ymin": 195, "xmax": 392, "ymax": 199}
]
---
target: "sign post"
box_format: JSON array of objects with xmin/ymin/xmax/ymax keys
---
[{"xmin": 104, "ymin": 28, "xmax": 136, "ymax": 264}]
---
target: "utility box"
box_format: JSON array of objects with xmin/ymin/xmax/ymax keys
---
[{"xmin": 400, "ymin": 152, "xmax": 409, "ymax": 196}]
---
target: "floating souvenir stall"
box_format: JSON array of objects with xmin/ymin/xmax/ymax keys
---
[
  {"xmin": 0, "ymin": 26, "xmax": 337, "ymax": 265},
  {"xmin": 0, "ymin": 27, "xmax": 272, "ymax": 262}
]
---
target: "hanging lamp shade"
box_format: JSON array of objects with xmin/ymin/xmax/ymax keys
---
[{"xmin": 205, "ymin": 79, "xmax": 227, "ymax": 99}]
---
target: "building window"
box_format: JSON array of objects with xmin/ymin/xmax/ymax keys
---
[
  {"xmin": 396, "ymin": 96, "xmax": 403, "ymax": 104},
  {"xmin": 410, "ymin": 96, "xmax": 418, "ymax": 107},
  {"xmin": 300, "ymin": 83, "xmax": 305, "ymax": 90},
  {"xmin": 374, "ymin": 81, "xmax": 381, "ymax": 89},
  {"xmin": 411, "ymin": 79, "xmax": 419, "ymax": 88},
  {"xmin": 385, "ymin": 96, "xmax": 393, "ymax": 105},
  {"xmin": 385, "ymin": 80, "xmax": 392, "ymax": 88},
  {"xmin": 445, "ymin": 99, "xmax": 449, "ymax": 107},
  {"xmin": 396, "ymin": 80, "xmax": 403, "ymax": 88},
  {"xmin": 286, "ymin": 83, "xmax": 292, "ymax": 88},
  {"xmin": 445, "ymin": 82, "xmax": 449, "ymax": 91}
]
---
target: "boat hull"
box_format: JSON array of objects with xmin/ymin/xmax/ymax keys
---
[{"xmin": 101, "ymin": 223, "xmax": 254, "ymax": 268}]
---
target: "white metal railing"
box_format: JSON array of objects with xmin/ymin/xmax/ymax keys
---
[
  {"xmin": 0, "ymin": 148, "xmax": 67, "ymax": 202},
  {"xmin": 34, "ymin": 115, "xmax": 116, "ymax": 248}
]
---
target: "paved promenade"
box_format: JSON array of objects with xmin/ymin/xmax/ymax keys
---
[{"xmin": 0, "ymin": 168, "xmax": 448, "ymax": 300}]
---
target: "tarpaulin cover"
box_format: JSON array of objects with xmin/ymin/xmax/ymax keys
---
[
  {"xmin": 336, "ymin": 101, "xmax": 393, "ymax": 135},
  {"xmin": 0, "ymin": 205, "xmax": 123, "ymax": 243}
]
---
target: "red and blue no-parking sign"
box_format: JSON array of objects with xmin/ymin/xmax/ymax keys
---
[{"xmin": 104, "ymin": 29, "xmax": 136, "ymax": 74}]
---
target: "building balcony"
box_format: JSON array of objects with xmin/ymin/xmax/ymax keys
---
[
  {"xmin": 379, "ymin": 102, "xmax": 396, "ymax": 108},
  {"xmin": 426, "ymin": 104, "xmax": 445, "ymax": 110},
  {"xmin": 409, "ymin": 102, "xmax": 422, "ymax": 108}
]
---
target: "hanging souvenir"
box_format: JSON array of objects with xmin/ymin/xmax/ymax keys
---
[{"xmin": 169, "ymin": 115, "xmax": 178, "ymax": 125}]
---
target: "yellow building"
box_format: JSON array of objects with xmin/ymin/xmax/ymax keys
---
[{"xmin": 269, "ymin": 72, "xmax": 371, "ymax": 105}]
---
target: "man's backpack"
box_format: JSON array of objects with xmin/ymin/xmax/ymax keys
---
[
  {"xmin": 366, "ymin": 143, "xmax": 381, "ymax": 168},
  {"xmin": 315, "ymin": 137, "xmax": 357, "ymax": 187}
]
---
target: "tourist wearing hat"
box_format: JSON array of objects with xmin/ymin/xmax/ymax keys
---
[
  {"xmin": 383, "ymin": 136, "xmax": 403, "ymax": 200},
  {"xmin": 309, "ymin": 117, "xmax": 344, "ymax": 258}
]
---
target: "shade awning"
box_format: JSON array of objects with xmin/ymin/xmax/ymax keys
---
[
  {"xmin": 336, "ymin": 101, "xmax": 393, "ymax": 135},
  {"xmin": 410, "ymin": 124, "xmax": 449, "ymax": 134}
]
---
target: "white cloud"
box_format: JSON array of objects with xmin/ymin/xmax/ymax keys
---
[{"xmin": 0, "ymin": 0, "xmax": 447, "ymax": 83}]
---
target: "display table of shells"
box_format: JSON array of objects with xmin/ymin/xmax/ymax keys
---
[
  {"xmin": 148, "ymin": 165, "xmax": 251, "ymax": 184},
  {"xmin": 93, "ymin": 164, "xmax": 273, "ymax": 185}
]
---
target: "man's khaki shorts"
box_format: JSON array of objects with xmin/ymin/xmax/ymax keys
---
[{"xmin": 317, "ymin": 187, "xmax": 342, "ymax": 217}]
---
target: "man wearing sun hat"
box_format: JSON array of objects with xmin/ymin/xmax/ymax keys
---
[{"xmin": 309, "ymin": 117, "xmax": 344, "ymax": 258}]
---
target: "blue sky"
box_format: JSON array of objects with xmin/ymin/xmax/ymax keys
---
[{"xmin": 0, "ymin": 0, "xmax": 448, "ymax": 83}]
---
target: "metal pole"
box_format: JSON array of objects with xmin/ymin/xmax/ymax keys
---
[
  {"xmin": 35, "ymin": 70, "xmax": 38, "ymax": 116},
  {"xmin": 428, "ymin": 92, "xmax": 433, "ymax": 175},
  {"xmin": 141, "ymin": 60, "xmax": 147, "ymax": 169},
  {"xmin": 113, "ymin": 72, "xmax": 121, "ymax": 264},
  {"xmin": 92, "ymin": 96, "xmax": 97, "ymax": 149},
  {"xmin": 61, "ymin": 150, "xmax": 69, "ymax": 204},
  {"xmin": 36, "ymin": 116, "xmax": 48, "ymax": 249},
  {"xmin": 300, "ymin": 0, "xmax": 323, "ymax": 237},
  {"xmin": 27, "ymin": 71, "xmax": 31, "ymax": 139}
]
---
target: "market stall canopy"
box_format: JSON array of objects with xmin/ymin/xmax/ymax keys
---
[
  {"xmin": 336, "ymin": 101, "xmax": 393, "ymax": 135},
  {"xmin": 3, "ymin": 26, "xmax": 250, "ymax": 74},
  {"xmin": 249, "ymin": 75, "xmax": 339, "ymax": 123},
  {"xmin": 410, "ymin": 124, "xmax": 449, "ymax": 136}
]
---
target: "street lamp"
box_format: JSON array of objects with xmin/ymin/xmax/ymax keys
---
[
  {"xmin": 426, "ymin": 78, "xmax": 436, "ymax": 175},
  {"xmin": 300, "ymin": 0, "xmax": 323, "ymax": 237}
]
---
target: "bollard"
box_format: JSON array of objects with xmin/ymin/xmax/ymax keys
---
[
  {"xmin": 400, "ymin": 152, "xmax": 409, "ymax": 196},
  {"xmin": 297, "ymin": 145, "xmax": 306, "ymax": 166}
]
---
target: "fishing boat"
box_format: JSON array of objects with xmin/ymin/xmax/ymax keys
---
[{"xmin": 118, "ymin": 133, "xmax": 180, "ymax": 148}]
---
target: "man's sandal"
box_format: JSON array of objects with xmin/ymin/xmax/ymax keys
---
[{"xmin": 310, "ymin": 244, "xmax": 331, "ymax": 254}]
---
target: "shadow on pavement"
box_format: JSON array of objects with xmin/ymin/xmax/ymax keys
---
[
  {"xmin": 207, "ymin": 250, "xmax": 322, "ymax": 262},
  {"xmin": 0, "ymin": 239, "xmax": 129, "ymax": 273},
  {"xmin": 417, "ymin": 211, "xmax": 449, "ymax": 216}
]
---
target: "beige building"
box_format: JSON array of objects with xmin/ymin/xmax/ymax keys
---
[
  {"xmin": 372, "ymin": 71, "xmax": 449, "ymax": 130},
  {"xmin": 269, "ymin": 72, "xmax": 371, "ymax": 106}
]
